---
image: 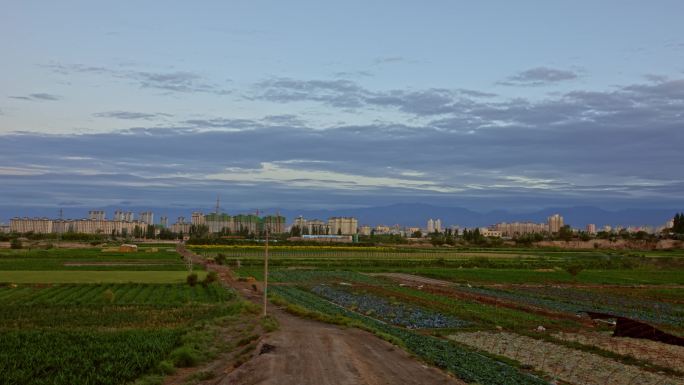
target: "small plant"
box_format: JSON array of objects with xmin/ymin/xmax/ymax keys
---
[
  {"xmin": 102, "ymin": 289, "xmax": 116, "ymax": 304},
  {"xmin": 260, "ymin": 315, "xmax": 279, "ymax": 332},
  {"xmin": 186, "ymin": 273, "xmax": 198, "ymax": 287}
]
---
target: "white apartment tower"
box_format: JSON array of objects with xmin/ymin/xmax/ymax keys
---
[
  {"xmin": 139, "ymin": 211, "xmax": 154, "ymax": 225},
  {"xmin": 548, "ymin": 214, "xmax": 564, "ymax": 233}
]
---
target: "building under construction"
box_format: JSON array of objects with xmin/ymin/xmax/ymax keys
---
[{"xmin": 190, "ymin": 211, "xmax": 286, "ymax": 234}]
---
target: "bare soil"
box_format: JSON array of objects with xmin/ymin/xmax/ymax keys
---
[{"xmin": 222, "ymin": 308, "xmax": 462, "ymax": 385}]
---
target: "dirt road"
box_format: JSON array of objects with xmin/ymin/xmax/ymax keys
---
[
  {"xmin": 222, "ymin": 308, "xmax": 461, "ymax": 385},
  {"xmin": 178, "ymin": 246, "xmax": 463, "ymax": 385}
]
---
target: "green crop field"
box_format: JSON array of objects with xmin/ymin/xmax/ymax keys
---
[
  {"xmin": 235, "ymin": 242, "xmax": 684, "ymax": 384},
  {"xmin": 0, "ymin": 247, "xmax": 188, "ymax": 271},
  {"xmin": 0, "ymin": 270, "xmax": 207, "ymax": 283},
  {"xmin": 0, "ymin": 246, "xmax": 259, "ymax": 385}
]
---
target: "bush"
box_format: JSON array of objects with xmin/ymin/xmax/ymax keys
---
[
  {"xmin": 186, "ymin": 273, "xmax": 198, "ymax": 287},
  {"xmin": 10, "ymin": 239, "xmax": 22, "ymax": 249},
  {"xmin": 156, "ymin": 360, "xmax": 175, "ymax": 375},
  {"xmin": 169, "ymin": 346, "xmax": 200, "ymax": 367},
  {"xmin": 202, "ymin": 271, "xmax": 218, "ymax": 287},
  {"xmin": 215, "ymin": 253, "xmax": 227, "ymax": 265},
  {"xmin": 102, "ymin": 289, "xmax": 116, "ymax": 304}
]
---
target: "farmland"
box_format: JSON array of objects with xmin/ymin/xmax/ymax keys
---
[
  {"xmin": 0, "ymin": 245, "xmax": 260, "ymax": 385},
  {"xmin": 194, "ymin": 245, "xmax": 684, "ymax": 385},
  {"xmin": 3, "ymin": 242, "xmax": 684, "ymax": 385}
]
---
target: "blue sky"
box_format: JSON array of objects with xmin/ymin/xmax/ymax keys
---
[{"xmin": 1, "ymin": 1, "xmax": 683, "ymax": 215}]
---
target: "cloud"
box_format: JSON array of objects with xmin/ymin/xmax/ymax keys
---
[
  {"xmin": 1, "ymin": 76, "xmax": 683, "ymax": 211},
  {"xmin": 9, "ymin": 93, "xmax": 61, "ymax": 101},
  {"xmin": 93, "ymin": 111, "xmax": 171, "ymax": 120},
  {"xmin": 332, "ymin": 70, "xmax": 374, "ymax": 78},
  {"xmin": 44, "ymin": 63, "xmax": 231, "ymax": 95},
  {"xmin": 373, "ymin": 56, "xmax": 405, "ymax": 65},
  {"xmin": 254, "ymin": 78, "xmax": 367, "ymax": 108},
  {"xmin": 134, "ymin": 71, "xmax": 229, "ymax": 94},
  {"xmin": 252, "ymin": 77, "xmax": 472, "ymax": 116},
  {"xmin": 499, "ymin": 67, "xmax": 578, "ymax": 86}
]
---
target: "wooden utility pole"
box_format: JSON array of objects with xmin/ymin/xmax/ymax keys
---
[{"xmin": 263, "ymin": 223, "xmax": 269, "ymax": 317}]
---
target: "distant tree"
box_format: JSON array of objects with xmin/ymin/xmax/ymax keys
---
[
  {"xmin": 189, "ymin": 224, "xmax": 209, "ymax": 239},
  {"xmin": 186, "ymin": 273, "xmax": 198, "ymax": 287},
  {"xmin": 10, "ymin": 238, "xmax": 22, "ymax": 249},
  {"xmin": 558, "ymin": 225, "xmax": 574, "ymax": 241},
  {"xmin": 337, "ymin": 228, "xmax": 342, "ymax": 235},
  {"xmin": 411, "ymin": 230, "xmax": 422, "ymax": 238},
  {"xmin": 290, "ymin": 225, "xmax": 301, "ymax": 237},
  {"xmin": 673, "ymin": 213, "xmax": 684, "ymax": 234},
  {"xmin": 146, "ymin": 225, "xmax": 156, "ymax": 239}
]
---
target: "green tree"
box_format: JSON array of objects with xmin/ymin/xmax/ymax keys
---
[
  {"xmin": 10, "ymin": 238, "xmax": 22, "ymax": 249},
  {"xmin": 673, "ymin": 213, "xmax": 684, "ymax": 234},
  {"xmin": 290, "ymin": 225, "xmax": 301, "ymax": 237},
  {"xmin": 558, "ymin": 225, "xmax": 574, "ymax": 241}
]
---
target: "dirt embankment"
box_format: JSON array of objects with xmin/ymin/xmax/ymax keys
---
[
  {"xmin": 535, "ymin": 239, "xmax": 682, "ymax": 250},
  {"xmin": 177, "ymin": 245, "xmax": 464, "ymax": 385}
]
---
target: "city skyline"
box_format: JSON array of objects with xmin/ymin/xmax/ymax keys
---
[
  {"xmin": 1, "ymin": 2, "xmax": 684, "ymax": 211},
  {"xmin": 1, "ymin": 205, "xmax": 675, "ymax": 232}
]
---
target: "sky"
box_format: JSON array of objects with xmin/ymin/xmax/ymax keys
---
[{"xmin": 1, "ymin": 1, "xmax": 684, "ymax": 218}]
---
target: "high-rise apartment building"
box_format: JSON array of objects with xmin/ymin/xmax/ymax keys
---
[
  {"xmin": 327, "ymin": 217, "xmax": 358, "ymax": 235},
  {"xmin": 139, "ymin": 211, "xmax": 154, "ymax": 225},
  {"xmin": 427, "ymin": 219, "xmax": 435, "ymax": 233},
  {"xmin": 191, "ymin": 212, "xmax": 205, "ymax": 226},
  {"xmin": 88, "ymin": 210, "xmax": 105, "ymax": 221},
  {"xmin": 548, "ymin": 214, "xmax": 564, "ymax": 233},
  {"xmin": 586, "ymin": 224, "xmax": 596, "ymax": 234}
]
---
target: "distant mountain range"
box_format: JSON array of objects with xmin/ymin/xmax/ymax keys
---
[{"xmin": 0, "ymin": 203, "xmax": 679, "ymax": 228}]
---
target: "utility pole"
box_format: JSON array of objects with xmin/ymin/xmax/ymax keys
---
[{"xmin": 263, "ymin": 221, "xmax": 269, "ymax": 317}]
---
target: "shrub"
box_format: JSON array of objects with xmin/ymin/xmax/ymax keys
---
[
  {"xmin": 102, "ymin": 289, "xmax": 116, "ymax": 304},
  {"xmin": 186, "ymin": 273, "xmax": 198, "ymax": 287},
  {"xmin": 10, "ymin": 238, "xmax": 22, "ymax": 249},
  {"xmin": 156, "ymin": 360, "xmax": 175, "ymax": 375},
  {"xmin": 215, "ymin": 253, "xmax": 227, "ymax": 265},
  {"xmin": 564, "ymin": 263, "xmax": 584, "ymax": 280},
  {"xmin": 202, "ymin": 271, "xmax": 218, "ymax": 287},
  {"xmin": 169, "ymin": 346, "xmax": 199, "ymax": 367}
]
